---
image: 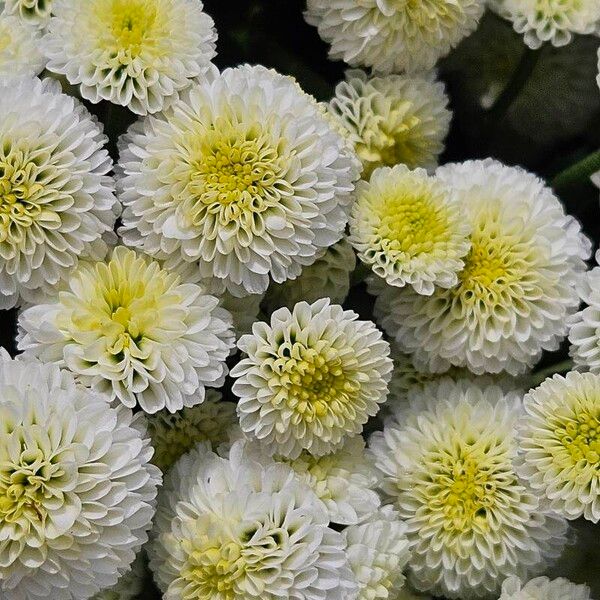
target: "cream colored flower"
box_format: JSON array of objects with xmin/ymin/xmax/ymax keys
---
[
  {"xmin": 350, "ymin": 165, "xmax": 470, "ymax": 295},
  {"xmin": 1, "ymin": 0, "xmax": 51, "ymax": 26},
  {"xmin": 44, "ymin": 0, "xmax": 217, "ymax": 115},
  {"xmin": 231, "ymin": 298, "xmax": 392, "ymax": 458},
  {"xmin": 118, "ymin": 65, "xmax": 360, "ymax": 297},
  {"xmin": 93, "ymin": 554, "xmax": 146, "ymax": 600},
  {"xmin": 499, "ymin": 575, "xmax": 593, "ymax": 599},
  {"xmin": 18, "ymin": 246, "xmax": 235, "ymax": 414},
  {"xmin": 0, "ymin": 351, "xmax": 161, "ymax": 600},
  {"xmin": 330, "ymin": 70, "xmax": 451, "ymax": 177},
  {"xmin": 0, "ymin": 15, "xmax": 45, "ymax": 75},
  {"xmin": 370, "ymin": 379, "xmax": 569, "ymax": 599}
]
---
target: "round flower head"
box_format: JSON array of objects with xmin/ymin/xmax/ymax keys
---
[
  {"xmin": 1, "ymin": 0, "xmax": 51, "ymax": 26},
  {"xmin": 0, "ymin": 76, "xmax": 117, "ymax": 309},
  {"xmin": 43, "ymin": 0, "xmax": 217, "ymax": 115},
  {"xmin": 0, "ymin": 15, "xmax": 44, "ymax": 75},
  {"xmin": 0, "ymin": 351, "xmax": 161, "ymax": 600},
  {"xmin": 231, "ymin": 298, "xmax": 393, "ymax": 458},
  {"xmin": 17, "ymin": 246, "xmax": 235, "ymax": 414},
  {"xmin": 148, "ymin": 440, "xmax": 357, "ymax": 600},
  {"xmin": 344, "ymin": 505, "xmax": 411, "ymax": 600},
  {"xmin": 92, "ymin": 553, "xmax": 146, "ymax": 600},
  {"xmin": 262, "ymin": 239, "xmax": 356, "ymax": 313},
  {"xmin": 518, "ymin": 371, "xmax": 600, "ymax": 523},
  {"xmin": 305, "ymin": 0, "xmax": 485, "ymax": 74},
  {"xmin": 369, "ymin": 379, "xmax": 569, "ymax": 599},
  {"xmin": 118, "ymin": 65, "xmax": 360, "ymax": 297},
  {"xmin": 330, "ymin": 70, "xmax": 451, "ymax": 177},
  {"xmin": 371, "ymin": 159, "xmax": 591, "ymax": 376},
  {"xmin": 499, "ymin": 576, "xmax": 593, "ymax": 599},
  {"xmin": 350, "ymin": 165, "xmax": 471, "ymax": 295}
]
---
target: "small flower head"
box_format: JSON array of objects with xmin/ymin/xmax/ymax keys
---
[
  {"xmin": 330, "ymin": 70, "xmax": 451, "ymax": 177},
  {"xmin": 231, "ymin": 298, "xmax": 393, "ymax": 458},
  {"xmin": 499, "ymin": 576, "xmax": 593, "ymax": 599},
  {"xmin": 350, "ymin": 165, "xmax": 471, "ymax": 295},
  {"xmin": 0, "ymin": 15, "xmax": 44, "ymax": 75}
]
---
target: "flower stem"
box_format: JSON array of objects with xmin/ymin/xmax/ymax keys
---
[
  {"xmin": 551, "ymin": 149, "xmax": 600, "ymax": 191},
  {"xmin": 530, "ymin": 359, "xmax": 574, "ymax": 387}
]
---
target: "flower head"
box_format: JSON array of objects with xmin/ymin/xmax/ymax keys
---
[
  {"xmin": 350, "ymin": 165, "xmax": 470, "ymax": 295},
  {"xmin": 44, "ymin": 0, "xmax": 217, "ymax": 114},
  {"xmin": 18, "ymin": 246, "xmax": 235, "ymax": 414},
  {"xmin": 118, "ymin": 65, "xmax": 360, "ymax": 297},
  {"xmin": 0, "ymin": 351, "xmax": 161, "ymax": 600},
  {"xmin": 499, "ymin": 576, "xmax": 593, "ymax": 599},
  {"xmin": 305, "ymin": 0, "xmax": 485, "ymax": 74},
  {"xmin": 1, "ymin": 0, "xmax": 51, "ymax": 26},
  {"xmin": 330, "ymin": 70, "xmax": 451, "ymax": 177},
  {"xmin": 371, "ymin": 159, "xmax": 590, "ymax": 376},
  {"xmin": 0, "ymin": 15, "xmax": 44, "ymax": 75},
  {"xmin": 232, "ymin": 298, "xmax": 392, "ymax": 458},
  {"xmin": 369, "ymin": 379, "xmax": 569, "ymax": 599}
]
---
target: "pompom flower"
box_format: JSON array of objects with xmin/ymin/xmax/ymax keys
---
[
  {"xmin": 17, "ymin": 246, "xmax": 235, "ymax": 414},
  {"xmin": 349, "ymin": 165, "xmax": 471, "ymax": 295},
  {"xmin": 118, "ymin": 65, "xmax": 360, "ymax": 297},
  {"xmin": 0, "ymin": 15, "xmax": 45, "ymax": 76},
  {"xmin": 92, "ymin": 553, "xmax": 146, "ymax": 600},
  {"xmin": 43, "ymin": 0, "xmax": 217, "ymax": 115},
  {"xmin": 499, "ymin": 576, "xmax": 593, "ymax": 599},
  {"xmin": 518, "ymin": 371, "xmax": 600, "ymax": 523},
  {"xmin": 1, "ymin": 0, "xmax": 51, "ymax": 26},
  {"xmin": 305, "ymin": 0, "xmax": 485, "ymax": 74},
  {"xmin": 0, "ymin": 76, "xmax": 117, "ymax": 309},
  {"xmin": 0, "ymin": 351, "xmax": 161, "ymax": 600},
  {"xmin": 148, "ymin": 440, "xmax": 357, "ymax": 600},
  {"xmin": 370, "ymin": 379, "xmax": 569, "ymax": 599},
  {"xmin": 329, "ymin": 70, "xmax": 451, "ymax": 177},
  {"xmin": 231, "ymin": 298, "xmax": 393, "ymax": 458},
  {"xmin": 371, "ymin": 159, "xmax": 590, "ymax": 376}
]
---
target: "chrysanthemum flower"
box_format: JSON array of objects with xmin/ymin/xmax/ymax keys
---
[
  {"xmin": 489, "ymin": 0, "xmax": 600, "ymax": 49},
  {"xmin": 305, "ymin": 0, "xmax": 485, "ymax": 74},
  {"xmin": 370, "ymin": 379, "xmax": 569, "ymax": 599},
  {"xmin": 0, "ymin": 15, "xmax": 45, "ymax": 75},
  {"xmin": 118, "ymin": 65, "xmax": 360, "ymax": 297},
  {"xmin": 518, "ymin": 371, "xmax": 600, "ymax": 523},
  {"xmin": 231, "ymin": 298, "xmax": 392, "ymax": 458},
  {"xmin": 147, "ymin": 389, "xmax": 241, "ymax": 472},
  {"xmin": 17, "ymin": 246, "xmax": 235, "ymax": 414},
  {"xmin": 499, "ymin": 576, "xmax": 593, "ymax": 599},
  {"xmin": 371, "ymin": 159, "xmax": 590, "ymax": 376},
  {"xmin": 93, "ymin": 554, "xmax": 146, "ymax": 600},
  {"xmin": 43, "ymin": 0, "xmax": 217, "ymax": 115},
  {"xmin": 148, "ymin": 440, "xmax": 357, "ymax": 600},
  {"xmin": 329, "ymin": 70, "xmax": 451, "ymax": 177},
  {"xmin": 1, "ymin": 0, "xmax": 51, "ymax": 26},
  {"xmin": 344, "ymin": 505, "xmax": 411, "ymax": 600},
  {"xmin": 0, "ymin": 351, "xmax": 161, "ymax": 600},
  {"xmin": 350, "ymin": 165, "xmax": 470, "ymax": 295},
  {"xmin": 0, "ymin": 76, "xmax": 117, "ymax": 309},
  {"xmin": 262, "ymin": 239, "xmax": 356, "ymax": 313}
]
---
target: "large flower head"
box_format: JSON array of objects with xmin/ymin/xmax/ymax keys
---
[
  {"xmin": 370, "ymin": 379, "xmax": 569, "ymax": 599},
  {"xmin": 43, "ymin": 0, "xmax": 217, "ymax": 115},
  {"xmin": 371, "ymin": 159, "xmax": 590, "ymax": 376},
  {"xmin": 0, "ymin": 76, "xmax": 117, "ymax": 309},
  {"xmin": 350, "ymin": 165, "xmax": 471, "ymax": 295},
  {"xmin": 499, "ymin": 576, "xmax": 593, "ymax": 599},
  {"xmin": 518, "ymin": 371, "xmax": 600, "ymax": 523},
  {"xmin": 18, "ymin": 246, "xmax": 235, "ymax": 414},
  {"xmin": 118, "ymin": 65, "xmax": 360, "ymax": 297},
  {"xmin": 0, "ymin": 15, "xmax": 44, "ymax": 75},
  {"xmin": 0, "ymin": 351, "xmax": 161, "ymax": 600},
  {"xmin": 148, "ymin": 440, "xmax": 357, "ymax": 600},
  {"xmin": 305, "ymin": 0, "xmax": 485, "ymax": 74},
  {"xmin": 330, "ymin": 70, "xmax": 451, "ymax": 177},
  {"xmin": 231, "ymin": 298, "xmax": 393, "ymax": 458}
]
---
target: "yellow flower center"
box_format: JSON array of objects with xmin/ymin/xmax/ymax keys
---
[
  {"xmin": 555, "ymin": 409, "xmax": 600, "ymax": 466},
  {"xmin": 103, "ymin": 0, "xmax": 157, "ymax": 57}
]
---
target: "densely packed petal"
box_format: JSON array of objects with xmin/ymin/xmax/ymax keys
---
[
  {"xmin": 0, "ymin": 0, "xmax": 51, "ymax": 26},
  {"xmin": 92, "ymin": 553, "xmax": 146, "ymax": 600},
  {"xmin": 0, "ymin": 15, "xmax": 44, "ymax": 75},
  {"xmin": 499, "ymin": 575, "xmax": 593, "ymax": 599}
]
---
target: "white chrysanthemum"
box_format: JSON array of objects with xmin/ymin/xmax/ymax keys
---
[
  {"xmin": 371, "ymin": 159, "xmax": 591, "ymax": 376},
  {"xmin": 231, "ymin": 298, "xmax": 392, "ymax": 458},
  {"xmin": 370, "ymin": 379, "xmax": 569, "ymax": 599},
  {"xmin": 118, "ymin": 65, "xmax": 360, "ymax": 297},
  {"xmin": 499, "ymin": 576, "xmax": 593, "ymax": 599},
  {"xmin": 344, "ymin": 505, "xmax": 411, "ymax": 600},
  {"xmin": 147, "ymin": 389, "xmax": 241, "ymax": 472},
  {"xmin": 0, "ymin": 351, "xmax": 161, "ymax": 600},
  {"xmin": 92, "ymin": 553, "xmax": 146, "ymax": 600},
  {"xmin": 0, "ymin": 15, "xmax": 44, "ymax": 75},
  {"xmin": 518, "ymin": 371, "xmax": 600, "ymax": 523},
  {"xmin": 329, "ymin": 70, "xmax": 451, "ymax": 177},
  {"xmin": 43, "ymin": 0, "xmax": 217, "ymax": 115},
  {"xmin": 350, "ymin": 165, "xmax": 470, "ymax": 295},
  {"xmin": 148, "ymin": 440, "xmax": 357, "ymax": 600},
  {"xmin": 263, "ymin": 239, "xmax": 356, "ymax": 313},
  {"xmin": 0, "ymin": 0, "xmax": 51, "ymax": 26},
  {"xmin": 17, "ymin": 246, "xmax": 235, "ymax": 414},
  {"xmin": 305, "ymin": 0, "xmax": 485, "ymax": 74},
  {"xmin": 0, "ymin": 76, "xmax": 117, "ymax": 309},
  {"xmin": 489, "ymin": 0, "xmax": 600, "ymax": 49}
]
